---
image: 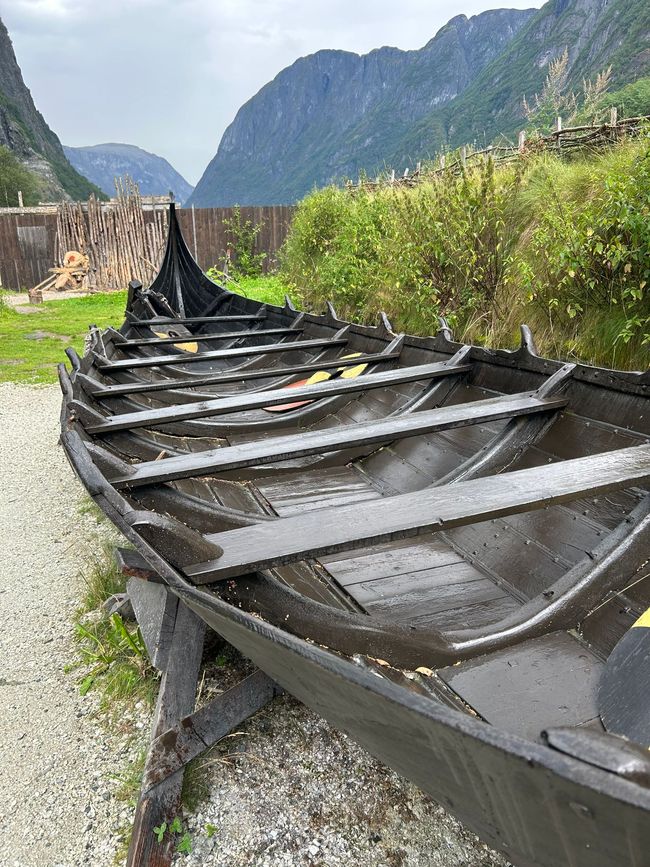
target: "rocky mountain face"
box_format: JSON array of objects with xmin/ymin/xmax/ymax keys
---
[
  {"xmin": 189, "ymin": 0, "xmax": 650, "ymax": 207},
  {"xmin": 188, "ymin": 8, "xmax": 534, "ymax": 206},
  {"xmin": 0, "ymin": 18, "xmax": 101, "ymax": 201},
  {"xmin": 64, "ymin": 143, "xmax": 194, "ymax": 203},
  {"xmin": 404, "ymin": 0, "xmax": 650, "ymax": 159}
]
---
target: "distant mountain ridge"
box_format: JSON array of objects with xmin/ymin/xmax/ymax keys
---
[
  {"xmin": 188, "ymin": 0, "xmax": 650, "ymax": 207},
  {"xmin": 64, "ymin": 143, "xmax": 194, "ymax": 203},
  {"xmin": 0, "ymin": 17, "xmax": 101, "ymax": 200}
]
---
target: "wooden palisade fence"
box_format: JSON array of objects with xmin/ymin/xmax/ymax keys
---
[
  {"xmin": 348, "ymin": 111, "xmax": 650, "ymax": 191},
  {"xmin": 0, "ymin": 193, "xmax": 294, "ymax": 291}
]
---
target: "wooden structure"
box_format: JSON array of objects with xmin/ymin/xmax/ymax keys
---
[
  {"xmin": 58, "ymin": 205, "xmax": 650, "ymax": 867},
  {"xmin": 348, "ymin": 112, "xmax": 650, "ymax": 191},
  {"xmin": 0, "ymin": 198, "xmax": 293, "ymax": 291}
]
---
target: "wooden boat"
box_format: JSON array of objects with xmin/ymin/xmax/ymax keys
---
[{"xmin": 60, "ymin": 205, "xmax": 650, "ymax": 867}]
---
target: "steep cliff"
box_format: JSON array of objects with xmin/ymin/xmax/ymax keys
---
[
  {"xmin": 64, "ymin": 143, "xmax": 193, "ymax": 203},
  {"xmin": 188, "ymin": 8, "xmax": 535, "ymax": 206},
  {"xmin": 0, "ymin": 17, "xmax": 100, "ymax": 201}
]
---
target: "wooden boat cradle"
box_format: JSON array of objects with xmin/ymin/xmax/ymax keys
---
[{"xmin": 59, "ymin": 205, "xmax": 650, "ymax": 867}]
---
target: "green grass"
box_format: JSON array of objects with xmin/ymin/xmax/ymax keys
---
[
  {"xmin": 212, "ymin": 274, "xmax": 292, "ymax": 307},
  {"xmin": 0, "ymin": 291, "xmax": 127, "ymax": 384},
  {"xmin": 0, "ymin": 277, "xmax": 292, "ymax": 384}
]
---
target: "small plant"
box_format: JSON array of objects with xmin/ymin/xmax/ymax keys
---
[
  {"xmin": 205, "ymin": 823, "xmax": 217, "ymax": 838},
  {"xmin": 151, "ymin": 817, "xmax": 193, "ymax": 855},
  {"xmin": 177, "ymin": 833, "xmax": 192, "ymax": 854},
  {"xmin": 75, "ymin": 612, "xmax": 149, "ymax": 697},
  {"xmin": 221, "ymin": 205, "xmax": 267, "ymax": 278}
]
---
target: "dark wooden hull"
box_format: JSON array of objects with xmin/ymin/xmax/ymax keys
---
[{"xmin": 59, "ymin": 205, "xmax": 650, "ymax": 867}]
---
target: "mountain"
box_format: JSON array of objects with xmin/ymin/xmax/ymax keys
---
[
  {"xmin": 63, "ymin": 143, "xmax": 194, "ymax": 203},
  {"xmin": 0, "ymin": 17, "xmax": 102, "ymax": 201},
  {"xmin": 188, "ymin": 0, "xmax": 650, "ymax": 207},
  {"xmin": 401, "ymin": 0, "xmax": 650, "ymax": 158},
  {"xmin": 188, "ymin": 8, "xmax": 534, "ymax": 206}
]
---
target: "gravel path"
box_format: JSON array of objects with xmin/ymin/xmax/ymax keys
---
[
  {"xmin": 0, "ymin": 382, "xmax": 510, "ymax": 867},
  {"xmin": 0, "ymin": 384, "xmax": 129, "ymax": 866}
]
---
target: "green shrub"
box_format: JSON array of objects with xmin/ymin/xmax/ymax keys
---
[
  {"xmin": 516, "ymin": 138, "xmax": 650, "ymax": 365},
  {"xmin": 221, "ymin": 205, "xmax": 267, "ymax": 278},
  {"xmin": 280, "ymin": 138, "xmax": 650, "ymax": 369}
]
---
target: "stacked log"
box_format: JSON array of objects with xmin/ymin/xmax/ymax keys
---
[{"xmin": 55, "ymin": 177, "xmax": 168, "ymax": 290}]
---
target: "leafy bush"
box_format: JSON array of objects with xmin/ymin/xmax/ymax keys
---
[
  {"xmin": 516, "ymin": 139, "xmax": 650, "ymax": 365},
  {"xmin": 220, "ymin": 205, "xmax": 267, "ymax": 278},
  {"xmin": 282, "ymin": 159, "xmax": 523, "ymax": 338},
  {"xmin": 280, "ymin": 138, "xmax": 650, "ymax": 369}
]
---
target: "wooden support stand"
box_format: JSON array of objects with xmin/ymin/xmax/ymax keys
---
[{"xmin": 117, "ymin": 549, "xmax": 280, "ymax": 867}]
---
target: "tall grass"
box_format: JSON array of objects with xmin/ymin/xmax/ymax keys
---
[{"xmin": 280, "ymin": 136, "xmax": 650, "ymax": 369}]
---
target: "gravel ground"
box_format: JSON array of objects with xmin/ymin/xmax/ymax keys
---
[{"xmin": 1, "ymin": 382, "xmax": 510, "ymax": 867}]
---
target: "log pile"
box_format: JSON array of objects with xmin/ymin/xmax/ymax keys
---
[{"xmin": 55, "ymin": 177, "xmax": 169, "ymax": 290}]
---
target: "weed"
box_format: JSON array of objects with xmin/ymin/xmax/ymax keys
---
[
  {"xmin": 77, "ymin": 540, "xmax": 126, "ymax": 613},
  {"xmin": 177, "ymin": 833, "xmax": 192, "ymax": 854},
  {"xmin": 221, "ymin": 205, "xmax": 267, "ymax": 278}
]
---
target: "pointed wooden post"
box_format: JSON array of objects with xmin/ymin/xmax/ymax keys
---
[{"xmin": 518, "ymin": 131, "xmax": 526, "ymax": 153}]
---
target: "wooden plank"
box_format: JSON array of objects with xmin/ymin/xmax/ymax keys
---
[
  {"xmin": 123, "ymin": 326, "xmax": 298, "ymax": 347},
  {"xmin": 113, "ymin": 392, "xmax": 565, "ymax": 487},
  {"xmin": 88, "ymin": 350, "xmax": 403, "ymax": 397},
  {"xmin": 182, "ymin": 445, "xmax": 650, "ymax": 582},
  {"xmin": 142, "ymin": 670, "xmax": 279, "ymax": 790},
  {"xmin": 87, "ymin": 359, "xmax": 473, "ymax": 434},
  {"xmin": 127, "ymin": 577, "xmax": 178, "ymax": 671},
  {"xmin": 438, "ymin": 632, "xmax": 604, "ymax": 740},
  {"xmin": 98, "ymin": 336, "xmax": 348, "ymax": 371},
  {"xmin": 127, "ymin": 599, "xmax": 205, "ymax": 867},
  {"xmin": 132, "ymin": 314, "xmax": 264, "ymax": 325}
]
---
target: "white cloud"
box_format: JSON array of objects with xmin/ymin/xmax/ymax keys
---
[{"xmin": 1, "ymin": 0, "xmax": 543, "ymax": 183}]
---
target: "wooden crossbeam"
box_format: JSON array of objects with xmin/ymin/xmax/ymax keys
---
[
  {"xmin": 113, "ymin": 390, "xmax": 558, "ymax": 488},
  {"xmin": 85, "ymin": 359, "xmax": 472, "ymax": 435},
  {"xmin": 97, "ymin": 336, "xmax": 348, "ymax": 371},
  {"xmin": 182, "ymin": 445, "xmax": 650, "ymax": 583},
  {"xmin": 132, "ymin": 313, "xmax": 264, "ymax": 326},
  {"xmin": 87, "ymin": 351, "xmax": 403, "ymax": 398},
  {"xmin": 142, "ymin": 670, "xmax": 279, "ymax": 791},
  {"xmin": 122, "ymin": 326, "xmax": 298, "ymax": 347}
]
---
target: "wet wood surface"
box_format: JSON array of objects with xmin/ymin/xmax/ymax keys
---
[
  {"xmin": 98, "ymin": 336, "xmax": 348, "ymax": 370},
  {"xmin": 88, "ymin": 359, "xmax": 474, "ymax": 434},
  {"xmin": 184, "ymin": 444, "xmax": 650, "ymax": 581},
  {"xmin": 112, "ymin": 392, "xmax": 565, "ymax": 485}
]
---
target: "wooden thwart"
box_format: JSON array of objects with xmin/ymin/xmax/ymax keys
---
[
  {"xmin": 87, "ymin": 350, "xmax": 403, "ymax": 397},
  {"xmin": 98, "ymin": 336, "xmax": 348, "ymax": 371},
  {"xmin": 85, "ymin": 358, "xmax": 473, "ymax": 434},
  {"xmin": 112, "ymin": 391, "xmax": 563, "ymax": 487},
  {"xmin": 183, "ymin": 445, "xmax": 650, "ymax": 582},
  {"xmin": 133, "ymin": 314, "xmax": 265, "ymax": 326},
  {"xmin": 122, "ymin": 326, "xmax": 298, "ymax": 347}
]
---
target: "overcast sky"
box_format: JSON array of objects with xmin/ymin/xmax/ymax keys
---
[{"xmin": 2, "ymin": 0, "xmax": 543, "ymax": 185}]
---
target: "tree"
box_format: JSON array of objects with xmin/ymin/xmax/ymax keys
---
[{"xmin": 0, "ymin": 146, "xmax": 41, "ymax": 206}]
